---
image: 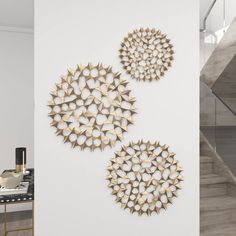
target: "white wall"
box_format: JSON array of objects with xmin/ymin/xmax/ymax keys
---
[
  {"xmin": 35, "ymin": 0, "xmax": 199, "ymax": 235},
  {"xmin": 0, "ymin": 30, "xmax": 33, "ymax": 213},
  {"xmin": 225, "ymin": 0, "xmax": 236, "ymax": 26},
  {"xmin": 0, "ymin": 30, "xmax": 34, "ymax": 174}
]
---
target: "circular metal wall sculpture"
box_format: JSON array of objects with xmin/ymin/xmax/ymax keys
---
[
  {"xmin": 119, "ymin": 28, "xmax": 174, "ymax": 81},
  {"xmin": 48, "ymin": 63, "xmax": 137, "ymax": 151},
  {"xmin": 107, "ymin": 140, "xmax": 183, "ymax": 216}
]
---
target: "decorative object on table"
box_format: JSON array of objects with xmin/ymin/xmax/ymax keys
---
[
  {"xmin": 0, "ymin": 169, "xmax": 34, "ymax": 203},
  {"xmin": 0, "ymin": 182, "xmax": 29, "ymax": 196},
  {"xmin": 107, "ymin": 140, "xmax": 183, "ymax": 216},
  {"xmin": 119, "ymin": 28, "xmax": 174, "ymax": 81},
  {"xmin": 48, "ymin": 63, "xmax": 137, "ymax": 151},
  {"xmin": 0, "ymin": 169, "xmax": 34, "ymax": 236},
  {"xmin": 15, "ymin": 147, "xmax": 27, "ymax": 173},
  {"xmin": 0, "ymin": 171, "xmax": 23, "ymax": 189}
]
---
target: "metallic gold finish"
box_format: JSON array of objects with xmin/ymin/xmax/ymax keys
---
[
  {"xmin": 120, "ymin": 28, "xmax": 174, "ymax": 81},
  {"xmin": 4, "ymin": 204, "xmax": 7, "ymax": 235},
  {"xmin": 32, "ymin": 201, "xmax": 34, "ymax": 236},
  {"xmin": 48, "ymin": 63, "xmax": 137, "ymax": 151},
  {"xmin": 107, "ymin": 140, "xmax": 183, "ymax": 216},
  {"xmin": 3, "ymin": 201, "xmax": 34, "ymax": 235},
  {"xmin": 15, "ymin": 164, "xmax": 23, "ymax": 173}
]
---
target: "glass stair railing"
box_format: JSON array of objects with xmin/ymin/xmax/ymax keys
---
[{"xmin": 200, "ymin": 0, "xmax": 236, "ymax": 176}]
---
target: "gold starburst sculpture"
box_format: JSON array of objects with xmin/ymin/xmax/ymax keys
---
[
  {"xmin": 107, "ymin": 140, "xmax": 183, "ymax": 215},
  {"xmin": 48, "ymin": 63, "xmax": 137, "ymax": 151},
  {"xmin": 119, "ymin": 28, "xmax": 174, "ymax": 81}
]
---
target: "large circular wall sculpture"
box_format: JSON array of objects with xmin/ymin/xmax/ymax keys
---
[
  {"xmin": 107, "ymin": 140, "xmax": 183, "ymax": 216},
  {"xmin": 119, "ymin": 28, "xmax": 174, "ymax": 81},
  {"xmin": 48, "ymin": 63, "xmax": 137, "ymax": 151}
]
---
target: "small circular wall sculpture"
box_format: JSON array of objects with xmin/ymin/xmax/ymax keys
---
[
  {"xmin": 48, "ymin": 63, "xmax": 137, "ymax": 151},
  {"xmin": 119, "ymin": 28, "xmax": 174, "ymax": 81},
  {"xmin": 107, "ymin": 140, "xmax": 183, "ymax": 216}
]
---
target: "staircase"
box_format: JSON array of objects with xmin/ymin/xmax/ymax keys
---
[
  {"xmin": 200, "ymin": 134, "xmax": 236, "ymax": 236},
  {"xmin": 200, "ymin": 4, "xmax": 236, "ymax": 235},
  {"xmin": 212, "ymin": 54, "xmax": 236, "ymax": 115},
  {"xmin": 201, "ymin": 17, "xmax": 236, "ymax": 113}
]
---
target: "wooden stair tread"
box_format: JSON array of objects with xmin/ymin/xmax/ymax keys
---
[
  {"xmin": 201, "ymin": 157, "xmax": 213, "ymax": 164},
  {"xmin": 200, "ymin": 156, "xmax": 213, "ymax": 163},
  {"xmin": 201, "ymin": 174, "xmax": 227, "ymax": 185},
  {"xmin": 201, "ymin": 223, "xmax": 236, "ymax": 236},
  {"xmin": 201, "ymin": 196, "xmax": 236, "ymax": 212}
]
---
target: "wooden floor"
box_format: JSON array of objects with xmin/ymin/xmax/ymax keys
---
[
  {"xmin": 201, "ymin": 126, "xmax": 236, "ymax": 175},
  {"xmin": 200, "ymin": 135, "xmax": 236, "ymax": 235},
  {"xmin": 0, "ymin": 211, "xmax": 32, "ymax": 236}
]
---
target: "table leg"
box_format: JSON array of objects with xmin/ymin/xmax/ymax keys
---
[
  {"xmin": 3, "ymin": 204, "xmax": 7, "ymax": 236},
  {"xmin": 32, "ymin": 201, "xmax": 34, "ymax": 236},
  {"xmin": 2, "ymin": 202, "xmax": 34, "ymax": 235}
]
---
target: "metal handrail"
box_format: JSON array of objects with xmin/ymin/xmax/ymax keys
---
[{"xmin": 201, "ymin": 0, "xmax": 218, "ymax": 32}]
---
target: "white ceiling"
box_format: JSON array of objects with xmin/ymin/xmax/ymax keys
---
[{"xmin": 0, "ymin": 0, "xmax": 33, "ymax": 29}]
